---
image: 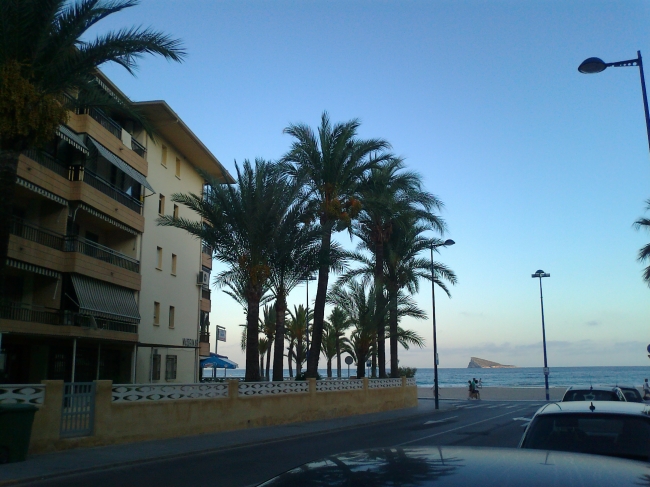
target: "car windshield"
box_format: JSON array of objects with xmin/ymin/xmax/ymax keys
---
[
  {"xmin": 562, "ymin": 390, "xmax": 620, "ymax": 402},
  {"xmin": 621, "ymin": 389, "xmax": 643, "ymax": 402},
  {"xmin": 522, "ymin": 413, "xmax": 650, "ymax": 461}
]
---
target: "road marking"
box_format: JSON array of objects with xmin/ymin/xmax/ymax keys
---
[
  {"xmin": 463, "ymin": 405, "xmax": 484, "ymax": 409},
  {"xmin": 512, "ymin": 416, "xmax": 532, "ymax": 427},
  {"xmin": 398, "ymin": 406, "xmax": 529, "ymax": 446},
  {"xmin": 487, "ymin": 404, "xmax": 504, "ymax": 409},
  {"xmin": 505, "ymin": 404, "xmax": 519, "ymax": 408},
  {"xmin": 424, "ymin": 415, "xmax": 458, "ymax": 425}
]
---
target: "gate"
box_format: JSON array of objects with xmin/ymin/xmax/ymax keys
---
[{"xmin": 60, "ymin": 382, "xmax": 96, "ymax": 438}]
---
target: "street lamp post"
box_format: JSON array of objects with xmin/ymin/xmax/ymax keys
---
[
  {"xmin": 578, "ymin": 51, "xmax": 650, "ymax": 156},
  {"xmin": 531, "ymin": 270, "xmax": 551, "ymax": 401},
  {"xmin": 430, "ymin": 239, "xmax": 455, "ymax": 410}
]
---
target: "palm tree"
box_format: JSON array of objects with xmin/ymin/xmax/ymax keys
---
[
  {"xmin": 286, "ymin": 305, "xmax": 311, "ymax": 377},
  {"xmin": 634, "ymin": 199, "xmax": 650, "ymax": 286},
  {"xmin": 355, "ymin": 158, "xmax": 445, "ymax": 377},
  {"xmin": 321, "ymin": 322, "xmax": 338, "ymax": 378},
  {"xmin": 0, "ymin": 0, "xmax": 185, "ymax": 281},
  {"xmin": 327, "ymin": 306, "xmax": 352, "ymax": 378},
  {"xmin": 159, "ymin": 159, "xmax": 294, "ymax": 381},
  {"xmin": 327, "ymin": 280, "xmax": 384, "ymax": 378},
  {"xmin": 385, "ymin": 222, "xmax": 457, "ymax": 377},
  {"xmin": 260, "ymin": 304, "xmax": 276, "ymax": 379},
  {"xmin": 281, "ymin": 112, "xmax": 392, "ymax": 378}
]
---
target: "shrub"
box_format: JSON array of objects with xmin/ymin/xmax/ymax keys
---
[{"xmin": 397, "ymin": 366, "xmax": 417, "ymax": 378}]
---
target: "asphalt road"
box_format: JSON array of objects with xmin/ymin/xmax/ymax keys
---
[{"xmin": 31, "ymin": 401, "xmax": 545, "ymax": 487}]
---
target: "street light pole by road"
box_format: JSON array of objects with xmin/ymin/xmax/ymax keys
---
[
  {"xmin": 430, "ymin": 239, "xmax": 455, "ymax": 410},
  {"xmin": 531, "ymin": 270, "xmax": 550, "ymax": 401},
  {"xmin": 578, "ymin": 51, "xmax": 650, "ymax": 158}
]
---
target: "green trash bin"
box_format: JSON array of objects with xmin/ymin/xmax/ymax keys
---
[{"xmin": 0, "ymin": 404, "xmax": 38, "ymax": 463}]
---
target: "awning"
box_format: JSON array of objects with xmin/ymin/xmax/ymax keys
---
[
  {"xmin": 200, "ymin": 353, "xmax": 238, "ymax": 369},
  {"xmin": 57, "ymin": 125, "xmax": 88, "ymax": 155},
  {"xmin": 70, "ymin": 274, "xmax": 140, "ymax": 324},
  {"xmin": 88, "ymin": 137, "xmax": 155, "ymax": 193},
  {"xmin": 16, "ymin": 178, "xmax": 68, "ymax": 206},
  {"xmin": 6, "ymin": 258, "xmax": 61, "ymax": 279}
]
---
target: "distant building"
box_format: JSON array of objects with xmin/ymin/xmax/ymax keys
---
[{"xmin": 0, "ymin": 73, "xmax": 233, "ymax": 385}]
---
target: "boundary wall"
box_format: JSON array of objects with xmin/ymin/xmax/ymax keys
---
[{"xmin": 3, "ymin": 378, "xmax": 417, "ymax": 454}]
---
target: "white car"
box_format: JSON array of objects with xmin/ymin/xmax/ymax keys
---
[
  {"xmin": 519, "ymin": 401, "xmax": 650, "ymax": 461},
  {"xmin": 561, "ymin": 385, "xmax": 626, "ymax": 402}
]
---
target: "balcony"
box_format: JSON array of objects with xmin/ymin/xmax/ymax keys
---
[
  {"xmin": 200, "ymin": 331, "xmax": 210, "ymax": 343},
  {"xmin": 131, "ymin": 138, "xmax": 146, "ymax": 159},
  {"xmin": 64, "ymin": 236, "xmax": 140, "ymax": 273},
  {"xmin": 22, "ymin": 148, "xmax": 68, "ymax": 179},
  {"xmin": 83, "ymin": 169, "xmax": 142, "ymax": 214},
  {"xmin": 0, "ymin": 302, "xmax": 137, "ymax": 334},
  {"xmin": 10, "ymin": 217, "xmax": 65, "ymax": 251}
]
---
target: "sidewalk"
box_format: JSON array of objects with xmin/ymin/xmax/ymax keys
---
[{"xmin": 0, "ymin": 400, "xmax": 453, "ymax": 486}]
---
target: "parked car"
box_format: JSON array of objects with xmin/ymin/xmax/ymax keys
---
[
  {"xmin": 561, "ymin": 385, "xmax": 626, "ymax": 402},
  {"xmin": 258, "ymin": 446, "xmax": 650, "ymax": 486},
  {"xmin": 616, "ymin": 386, "xmax": 644, "ymax": 403},
  {"xmin": 519, "ymin": 401, "xmax": 650, "ymax": 461}
]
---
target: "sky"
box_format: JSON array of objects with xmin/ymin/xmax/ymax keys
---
[{"xmin": 92, "ymin": 0, "xmax": 650, "ymax": 369}]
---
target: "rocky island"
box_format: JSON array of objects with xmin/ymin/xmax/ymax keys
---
[{"xmin": 467, "ymin": 357, "xmax": 517, "ymax": 368}]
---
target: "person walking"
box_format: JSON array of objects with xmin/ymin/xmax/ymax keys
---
[{"xmin": 643, "ymin": 379, "xmax": 650, "ymax": 400}]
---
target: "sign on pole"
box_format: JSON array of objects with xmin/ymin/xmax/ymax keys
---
[{"xmin": 217, "ymin": 327, "xmax": 227, "ymax": 342}]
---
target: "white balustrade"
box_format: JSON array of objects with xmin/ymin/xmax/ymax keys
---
[
  {"xmin": 406, "ymin": 377, "xmax": 417, "ymax": 386},
  {"xmin": 368, "ymin": 378, "xmax": 403, "ymax": 389},
  {"xmin": 0, "ymin": 384, "xmax": 45, "ymax": 405},
  {"xmin": 316, "ymin": 379, "xmax": 364, "ymax": 392},
  {"xmin": 238, "ymin": 381, "xmax": 308, "ymax": 396},
  {"xmin": 112, "ymin": 383, "xmax": 228, "ymax": 402}
]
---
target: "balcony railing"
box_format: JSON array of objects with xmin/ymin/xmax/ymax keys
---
[
  {"xmin": 202, "ymin": 243, "xmax": 212, "ymax": 256},
  {"xmin": 62, "ymin": 312, "xmax": 138, "ymax": 334},
  {"xmin": 83, "ymin": 169, "xmax": 142, "ymax": 214},
  {"xmin": 202, "ymin": 289, "xmax": 211, "ymax": 300},
  {"xmin": 200, "ymin": 332, "xmax": 210, "ymax": 343},
  {"xmin": 10, "ymin": 217, "xmax": 65, "ymax": 251},
  {"xmin": 131, "ymin": 138, "xmax": 146, "ymax": 159},
  {"xmin": 22, "ymin": 148, "xmax": 69, "ymax": 178},
  {"xmin": 85, "ymin": 107, "xmax": 122, "ymax": 140},
  {"xmin": 64, "ymin": 236, "xmax": 140, "ymax": 273},
  {"xmin": 0, "ymin": 302, "xmax": 61, "ymax": 326}
]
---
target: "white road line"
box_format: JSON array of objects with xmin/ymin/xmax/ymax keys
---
[
  {"xmin": 487, "ymin": 405, "xmax": 504, "ymax": 409},
  {"xmin": 505, "ymin": 404, "xmax": 519, "ymax": 409},
  {"xmin": 398, "ymin": 406, "xmax": 529, "ymax": 446},
  {"xmin": 424, "ymin": 416, "xmax": 458, "ymax": 425},
  {"xmin": 463, "ymin": 405, "xmax": 484, "ymax": 409}
]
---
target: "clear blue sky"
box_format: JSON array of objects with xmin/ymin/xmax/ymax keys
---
[{"xmin": 94, "ymin": 0, "xmax": 650, "ymax": 368}]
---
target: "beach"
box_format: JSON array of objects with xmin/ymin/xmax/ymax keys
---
[{"xmin": 418, "ymin": 386, "xmax": 567, "ymax": 401}]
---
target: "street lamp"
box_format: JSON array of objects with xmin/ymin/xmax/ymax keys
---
[
  {"xmin": 578, "ymin": 51, "xmax": 650, "ymax": 156},
  {"xmin": 430, "ymin": 238, "xmax": 455, "ymax": 410},
  {"xmin": 531, "ymin": 270, "xmax": 551, "ymax": 401}
]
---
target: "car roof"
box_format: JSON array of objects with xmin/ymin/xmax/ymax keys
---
[
  {"xmin": 258, "ymin": 446, "xmax": 650, "ymax": 487},
  {"xmin": 534, "ymin": 400, "xmax": 650, "ymax": 416},
  {"xmin": 565, "ymin": 385, "xmax": 621, "ymax": 392}
]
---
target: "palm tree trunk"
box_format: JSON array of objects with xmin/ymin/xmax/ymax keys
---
[
  {"xmin": 307, "ymin": 225, "xmax": 332, "ymax": 377},
  {"xmin": 336, "ymin": 337, "xmax": 341, "ymax": 378},
  {"xmin": 389, "ymin": 288, "xmax": 399, "ymax": 378},
  {"xmin": 245, "ymin": 295, "xmax": 262, "ymax": 381},
  {"xmin": 327, "ymin": 357, "xmax": 332, "ymax": 378},
  {"xmin": 260, "ymin": 352, "xmax": 264, "ymax": 375},
  {"xmin": 374, "ymin": 239, "xmax": 387, "ymax": 378},
  {"xmin": 265, "ymin": 338, "xmax": 272, "ymax": 379},
  {"xmin": 356, "ymin": 356, "xmax": 365, "ymax": 378},
  {"xmin": 296, "ymin": 336, "xmax": 303, "ymax": 376},
  {"xmin": 288, "ymin": 341, "xmax": 294, "ymax": 378},
  {"xmin": 272, "ymin": 294, "xmax": 287, "ymax": 381},
  {"xmin": 0, "ymin": 150, "xmax": 20, "ymax": 287}
]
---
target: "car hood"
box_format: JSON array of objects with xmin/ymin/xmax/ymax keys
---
[{"xmin": 258, "ymin": 446, "xmax": 650, "ymax": 486}]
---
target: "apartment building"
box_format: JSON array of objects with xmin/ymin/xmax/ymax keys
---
[{"xmin": 0, "ymin": 74, "xmax": 232, "ymax": 385}]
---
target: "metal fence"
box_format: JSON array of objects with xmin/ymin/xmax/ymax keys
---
[
  {"xmin": 83, "ymin": 170, "xmax": 142, "ymax": 214},
  {"xmin": 10, "ymin": 217, "xmax": 65, "ymax": 251},
  {"xmin": 60, "ymin": 382, "xmax": 96, "ymax": 438},
  {"xmin": 64, "ymin": 235, "xmax": 140, "ymax": 273}
]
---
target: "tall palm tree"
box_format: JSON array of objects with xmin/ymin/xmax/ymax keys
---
[
  {"xmin": 385, "ymin": 222, "xmax": 457, "ymax": 377},
  {"xmin": 321, "ymin": 322, "xmax": 338, "ymax": 378},
  {"xmin": 0, "ymin": 0, "xmax": 185, "ymax": 280},
  {"xmin": 355, "ymin": 158, "xmax": 445, "ymax": 377},
  {"xmin": 260, "ymin": 304, "xmax": 276, "ymax": 380},
  {"xmin": 286, "ymin": 304, "xmax": 311, "ymax": 377},
  {"xmin": 327, "ymin": 306, "xmax": 352, "ymax": 378},
  {"xmin": 159, "ymin": 159, "xmax": 294, "ymax": 381},
  {"xmin": 281, "ymin": 111, "xmax": 392, "ymax": 378},
  {"xmin": 634, "ymin": 199, "xmax": 650, "ymax": 286}
]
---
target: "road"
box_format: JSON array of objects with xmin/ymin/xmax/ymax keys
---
[{"xmin": 31, "ymin": 400, "xmax": 544, "ymax": 487}]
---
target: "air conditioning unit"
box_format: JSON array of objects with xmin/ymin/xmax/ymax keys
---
[{"xmin": 197, "ymin": 271, "xmax": 209, "ymax": 286}]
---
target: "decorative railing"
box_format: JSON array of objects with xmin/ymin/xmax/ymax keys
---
[
  {"xmin": 199, "ymin": 331, "xmax": 210, "ymax": 343},
  {"xmin": 64, "ymin": 235, "xmax": 139, "ymax": 273},
  {"xmin": 83, "ymin": 169, "xmax": 142, "ymax": 213},
  {"xmin": 316, "ymin": 379, "xmax": 364, "ymax": 392},
  {"xmin": 85, "ymin": 107, "xmax": 122, "ymax": 140},
  {"xmin": 62, "ymin": 312, "xmax": 138, "ymax": 334},
  {"xmin": 131, "ymin": 138, "xmax": 146, "ymax": 159},
  {"xmin": 0, "ymin": 384, "xmax": 46, "ymax": 405},
  {"xmin": 238, "ymin": 381, "xmax": 309, "ymax": 396},
  {"xmin": 22, "ymin": 148, "xmax": 69, "ymax": 178},
  {"xmin": 368, "ymin": 378, "xmax": 403, "ymax": 389},
  {"xmin": 10, "ymin": 217, "xmax": 65, "ymax": 251},
  {"xmin": 0, "ymin": 301, "xmax": 61, "ymax": 326},
  {"xmin": 112, "ymin": 383, "xmax": 228, "ymax": 402},
  {"xmin": 406, "ymin": 377, "xmax": 416, "ymax": 386}
]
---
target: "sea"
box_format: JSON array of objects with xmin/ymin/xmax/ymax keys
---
[{"xmin": 203, "ymin": 366, "xmax": 650, "ymax": 388}]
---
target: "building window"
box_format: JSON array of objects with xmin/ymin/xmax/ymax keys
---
[
  {"xmin": 162, "ymin": 145, "xmax": 168, "ymax": 167},
  {"xmin": 173, "ymin": 204, "xmax": 179, "ymax": 219},
  {"xmin": 165, "ymin": 355, "xmax": 177, "ymax": 380},
  {"xmin": 158, "ymin": 194, "xmax": 165, "ymax": 215},
  {"xmin": 175, "ymin": 157, "xmax": 181, "ymax": 178},
  {"xmin": 169, "ymin": 306, "xmax": 175, "ymax": 328},
  {"xmin": 171, "ymin": 254, "xmax": 177, "ymax": 275},
  {"xmin": 156, "ymin": 247, "xmax": 163, "ymax": 270},
  {"xmin": 152, "ymin": 353, "xmax": 161, "ymax": 380},
  {"xmin": 153, "ymin": 302, "xmax": 160, "ymax": 325}
]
